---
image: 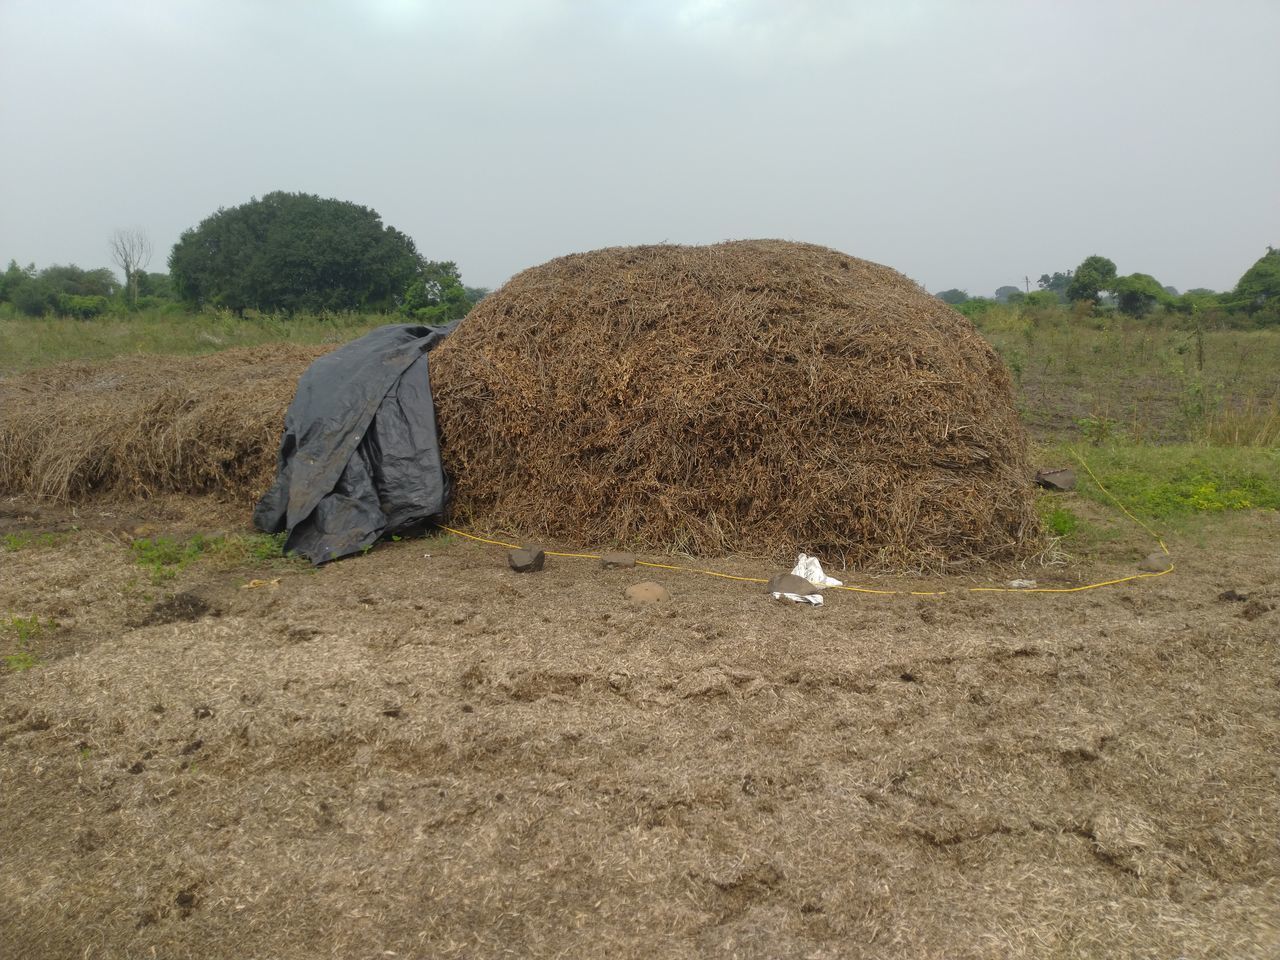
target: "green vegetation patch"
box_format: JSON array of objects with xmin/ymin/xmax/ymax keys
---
[
  {"xmin": 131, "ymin": 535, "xmax": 210, "ymax": 580},
  {"xmin": 1069, "ymin": 445, "xmax": 1280, "ymax": 521},
  {"xmin": 2, "ymin": 614, "xmax": 53, "ymax": 672},
  {"xmin": 131, "ymin": 531, "xmax": 297, "ymax": 582},
  {"xmin": 2, "ymin": 531, "xmax": 63, "ymax": 552},
  {"xmin": 4, "ymin": 650, "xmax": 40, "ymax": 671},
  {"xmin": 1039, "ymin": 503, "xmax": 1081, "ymax": 539}
]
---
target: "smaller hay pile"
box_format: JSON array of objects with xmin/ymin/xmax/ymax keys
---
[
  {"xmin": 432, "ymin": 240, "xmax": 1039, "ymax": 568},
  {"xmin": 0, "ymin": 346, "xmax": 327, "ymax": 502}
]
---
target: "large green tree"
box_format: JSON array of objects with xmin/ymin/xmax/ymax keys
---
[
  {"xmin": 1037, "ymin": 271, "xmax": 1073, "ymax": 301},
  {"xmin": 400, "ymin": 260, "xmax": 472, "ymax": 325},
  {"xmin": 1225, "ymin": 246, "xmax": 1280, "ymax": 313},
  {"xmin": 168, "ymin": 191, "xmax": 424, "ymax": 314},
  {"xmin": 1065, "ymin": 255, "xmax": 1117, "ymax": 304},
  {"xmin": 1112, "ymin": 273, "xmax": 1172, "ymax": 317}
]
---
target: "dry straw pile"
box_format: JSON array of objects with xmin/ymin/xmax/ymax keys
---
[
  {"xmin": 0, "ymin": 346, "xmax": 324, "ymax": 503},
  {"xmin": 432, "ymin": 240, "xmax": 1038, "ymax": 567},
  {"xmin": 2, "ymin": 240, "xmax": 1039, "ymax": 568}
]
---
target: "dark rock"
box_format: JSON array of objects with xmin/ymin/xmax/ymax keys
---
[
  {"xmin": 600, "ymin": 551, "xmax": 637, "ymax": 570},
  {"xmin": 766, "ymin": 573, "xmax": 822, "ymax": 596},
  {"xmin": 1035, "ymin": 468, "xmax": 1077, "ymax": 492},
  {"xmin": 507, "ymin": 546, "xmax": 545, "ymax": 573},
  {"xmin": 1217, "ymin": 589, "xmax": 1248, "ymax": 603}
]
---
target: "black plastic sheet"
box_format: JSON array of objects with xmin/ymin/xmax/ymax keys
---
[{"xmin": 253, "ymin": 323, "xmax": 454, "ymax": 563}]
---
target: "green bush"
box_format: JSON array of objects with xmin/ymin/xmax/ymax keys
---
[
  {"xmin": 954, "ymin": 297, "xmax": 996, "ymax": 318},
  {"xmin": 57, "ymin": 294, "xmax": 110, "ymax": 319}
]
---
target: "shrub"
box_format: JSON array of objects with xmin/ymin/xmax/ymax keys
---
[{"xmin": 57, "ymin": 294, "xmax": 109, "ymax": 319}]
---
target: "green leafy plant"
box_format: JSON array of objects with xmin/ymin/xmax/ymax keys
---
[
  {"xmin": 251, "ymin": 532, "xmax": 288, "ymax": 561},
  {"xmin": 132, "ymin": 532, "xmax": 298, "ymax": 580},
  {"xmin": 2, "ymin": 531, "xmax": 60, "ymax": 551},
  {"xmin": 4, "ymin": 614, "xmax": 50, "ymax": 645}
]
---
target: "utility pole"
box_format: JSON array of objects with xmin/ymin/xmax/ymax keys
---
[{"xmin": 1024, "ymin": 275, "xmax": 1032, "ymax": 293}]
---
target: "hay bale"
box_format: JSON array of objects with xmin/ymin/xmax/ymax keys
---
[
  {"xmin": 0, "ymin": 346, "xmax": 327, "ymax": 502},
  {"xmin": 432, "ymin": 240, "xmax": 1038, "ymax": 568}
]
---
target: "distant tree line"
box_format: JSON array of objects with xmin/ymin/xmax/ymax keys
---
[
  {"xmin": 0, "ymin": 191, "xmax": 487, "ymax": 324},
  {"xmin": 0, "ymin": 261, "xmax": 173, "ymax": 319},
  {"xmin": 935, "ymin": 247, "xmax": 1280, "ymax": 325}
]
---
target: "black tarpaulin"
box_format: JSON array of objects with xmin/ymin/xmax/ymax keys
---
[{"xmin": 253, "ymin": 323, "xmax": 454, "ymax": 563}]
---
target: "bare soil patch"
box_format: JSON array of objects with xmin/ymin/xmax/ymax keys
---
[{"xmin": 1, "ymin": 499, "xmax": 1278, "ymax": 959}]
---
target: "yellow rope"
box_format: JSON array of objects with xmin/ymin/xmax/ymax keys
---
[
  {"xmin": 434, "ymin": 453, "xmax": 1173, "ymax": 597},
  {"xmin": 635, "ymin": 560, "xmax": 770, "ymax": 584}
]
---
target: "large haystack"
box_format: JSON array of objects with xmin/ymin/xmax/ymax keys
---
[
  {"xmin": 0, "ymin": 346, "xmax": 326, "ymax": 502},
  {"xmin": 432, "ymin": 240, "xmax": 1038, "ymax": 567}
]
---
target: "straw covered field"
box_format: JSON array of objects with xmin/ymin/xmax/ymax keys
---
[
  {"xmin": 1, "ymin": 241, "xmax": 1278, "ymax": 957},
  {"xmin": 1, "ymin": 498, "xmax": 1277, "ymax": 959}
]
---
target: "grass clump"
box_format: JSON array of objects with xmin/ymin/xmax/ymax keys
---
[
  {"xmin": 2, "ymin": 531, "xmax": 61, "ymax": 552},
  {"xmin": 131, "ymin": 532, "xmax": 300, "ymax": 582},
  {"xmin": 4, "ymin": 650, "xmax": 39, "ymax": 672},
  {"xmin": 131, "ymin": 535, "xmax": 211, "ymax": 581},
  {"xmin": 1039, "ymin": 504, "xmax": 1081, "ymax": 539},
  {"xmin": 2, "ymin": 614, "xmax": 53, "ymax": 672},
  {"xmin": 204, "ymin": 531, "xmax": 292, "ymax": 565},
  {"xmin": 1201, "ymin": 394, "xmax": 1280, "ymax": 447}
]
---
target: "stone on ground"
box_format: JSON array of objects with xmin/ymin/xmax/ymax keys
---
[
  {"xmin": 508, "ymin": 547, "xmax": 546, "ymax": 573},
  {"xmin": 624, "ymin": 582, "xmax": 670, "ymax": 604},
  {"xmin": 1035, "ymin": 468, "xmax": 1077, "ymax": 492},
  {"xmin": 1138, "ymin": 552, "xmax": 1173, "ymax": 573}
]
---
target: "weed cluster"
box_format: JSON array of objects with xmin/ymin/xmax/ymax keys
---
[
  {"xmin": 2, "ymin": 613, "xmax": 53, "ymax": 671},
  {"xmin": 2, "ymin": 531, "xmax": 61, "ymax": 551},
  {"xmin": 130, "ymin": 532, "xmax": 294, "ymax": 582}
]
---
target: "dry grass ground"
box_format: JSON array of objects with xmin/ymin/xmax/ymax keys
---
[
  {"xmin": 2, "ymin": 302, "xmax": 1277, "ymax": 957},
  {"xmin": 2, "ymin": 496, "xmax": 1277, "ymax": 959},
  {"xmin": 974, "ymin": 312, "xmax": 1280, "ymax": 445}
]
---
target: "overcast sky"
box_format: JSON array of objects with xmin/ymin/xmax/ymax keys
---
[{"xmin": 2, "ymin": 0, "xmax": 1277, "ymax": 296}]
